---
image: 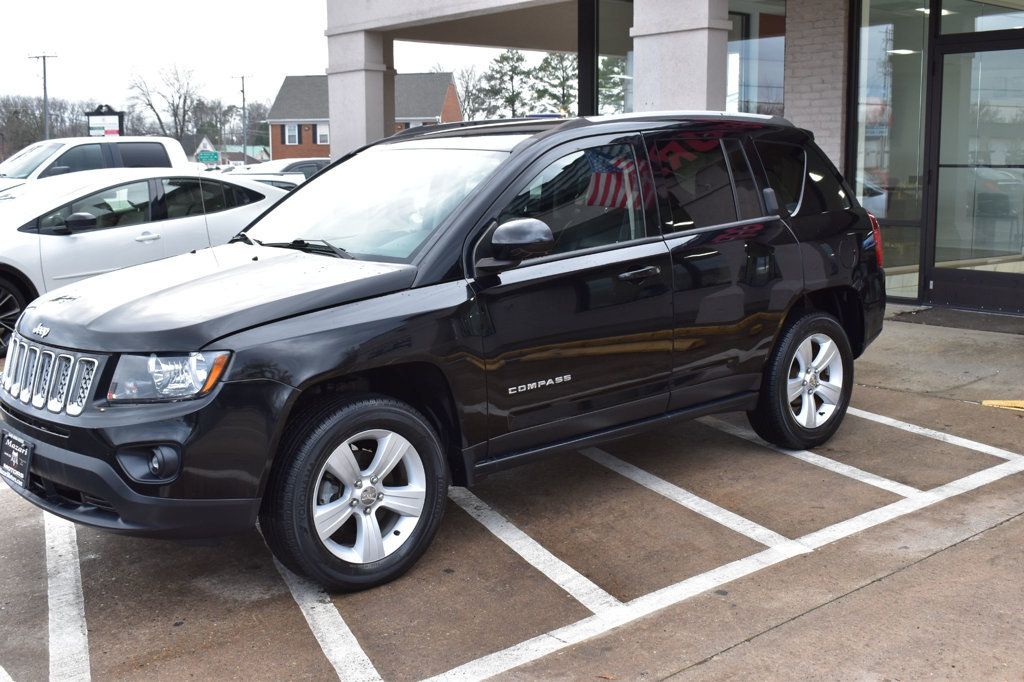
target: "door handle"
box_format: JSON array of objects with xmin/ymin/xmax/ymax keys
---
[
  {"xmin": 617, "ymin": 265, "xmax": 661, "ymax": 282},
  {"xmin": 135, "ymin": 232, "xmax": 161, "ymax": 243}
]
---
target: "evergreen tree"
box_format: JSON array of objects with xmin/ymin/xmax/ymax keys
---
[
  {"xmin": 532, "ymin": 52, "xmax": 578, "ymax": 115},
  {"xmin": 482, "ymin": 49, "xmax": 530, "ymax": 118},
  {"xmin": 598, "ymin": 56, "xmax": 627, "ymax": 114}
]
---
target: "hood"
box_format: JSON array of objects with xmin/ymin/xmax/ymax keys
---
[
  {"xmin": 19, "ymin": 243, "xmax": 418, "ymax": 352},
  {"xmin": 0, "ymin": 177, "xmax": 26, "ymax": 194}
]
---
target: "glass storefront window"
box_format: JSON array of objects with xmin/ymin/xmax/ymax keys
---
[
  {"xmin": 598, "ymin": 0, "xmax": 634, "ymax": 114},
  {"xmin": 727, "ymin": 0, "xmax": 786, "ymax": 115},
  {"xmin": 942, "ymin": 0, "xmax": 1024, "ymax": 34},
  {"xmin": 935, "ymin": 49, "xmax": 1024, "ymax": 270},
  {"xmin": 854, "ymin": 0, "xmax": 929, "ymax": 299}
]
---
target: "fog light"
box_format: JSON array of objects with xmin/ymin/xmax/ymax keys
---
[{"xmin": 116, "ymin": 444, "xmax": 181, "ymax": 483}]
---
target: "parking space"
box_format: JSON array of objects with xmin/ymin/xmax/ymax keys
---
[{"xmin": 2, "ymin": 353, "xmax": 1024, "ymax": 680}]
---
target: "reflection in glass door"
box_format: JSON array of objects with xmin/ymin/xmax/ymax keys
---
[{"xmin": 930, "ymin": 46, "xmax": 1024, "ymax": 311}]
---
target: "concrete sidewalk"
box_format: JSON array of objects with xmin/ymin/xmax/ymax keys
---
[{"xmin": 504, "ymin": 312, "xmax": 1024, "ymax": 680}]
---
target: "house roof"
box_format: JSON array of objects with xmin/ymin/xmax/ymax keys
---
[
  {"xmin": 268, "ymin": 75, "xmax": 330, "ymax": 121},
  {"xmin": 395, "ymin": 72, "xmax": 454, "ymax": 120},
  {"xmin": 268, "ymin": 73, "xmax": 456, "ymax": 123}
]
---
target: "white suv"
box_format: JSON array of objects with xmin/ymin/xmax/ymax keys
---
[{"xmin": 0, "ymin": 137, "xmax": 190, "ymax": 192}]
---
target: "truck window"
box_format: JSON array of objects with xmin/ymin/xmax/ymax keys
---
[
  {"xmin": 118, "ymin": 142, "xmax": 172, "ymax": 168},
  {"xmin": 39, "ymin": 144, "xmax": 104, "ymax": 178}
]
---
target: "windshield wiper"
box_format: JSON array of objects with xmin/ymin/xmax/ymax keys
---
[
  {"xmin": 261, "ymin": 238, "xmax": 355, "ymax": 260},
  {"xmin": 230, "ymin": 232, "xmax": 261, "ymax": 245}
]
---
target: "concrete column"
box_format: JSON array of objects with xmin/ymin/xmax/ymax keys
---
[
  {"xmin": 631, "ymin": 0, "xmax": 731, "ymax": 111},
  {"xmin": 783, "ymin": 0, "xmax": 850, "ymax": 167},
  {"xmin": 383, "ymin": 39, "xmax": 396, "ymax": 138},
  {"xmin": 326, "ymin": 30, "xmax": 390, "ymax": 158}
]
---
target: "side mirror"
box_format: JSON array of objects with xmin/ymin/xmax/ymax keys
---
[
  {"xmin": 762, "ymin": 187, "xmax": 781, "ymax": 216},
  {"xmin": 475, "ymin": 218, "xmax": 554, "ymax": 276},
  {"xmin": 65, "ymin": 212, "xmax": 97, "ymax": 231}
]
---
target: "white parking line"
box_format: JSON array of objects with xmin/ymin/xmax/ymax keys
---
[
  {"xmin": 449, "ymin": 487, "xmax": 622, "ymax": 614},
  {"xmin": 43, "ymin": 512, "xmax": 90, "ymax": 682},
  {"xmin": 0, "ymin": 663, "xmax": 13, "ymax": 682},
  {"xmin": 700, "ymin": 417, "xmax": 921, "ymax": 498},
  {"xmin": 848, "ymin": 407, "xmax": 1024, "ymax": 462},
  {"xmin": 581, "ymin": 447, "xmax": 797, "ymax": 549},
  {"xmin": 274, "ymin": 560, "xmax": 382, "ymax": 682},
  {"xmin": 429, "ymin": 453, "xmax": 1024, "ymax": 681}
]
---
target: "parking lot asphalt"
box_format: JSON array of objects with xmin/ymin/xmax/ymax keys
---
[{"xmin": 3, "ymin": 305, "xmax": 1024, "ymax": 681}]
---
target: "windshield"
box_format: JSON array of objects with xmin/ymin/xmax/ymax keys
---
[
  {"xmin": 245, "ymin": 145, "xmax": 507, "ymax": 261},
  {"xmin": 0, "ymin": 142, "xmax": 63, "ymax": 179}
]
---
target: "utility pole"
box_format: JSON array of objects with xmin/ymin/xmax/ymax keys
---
[
  {"xmin": 29, "ymin": 54, "xmax": 57, "ymax": 139},
  {"xmin": 235, "ymin": 75, "xmax": 248, "ymax": 164}
]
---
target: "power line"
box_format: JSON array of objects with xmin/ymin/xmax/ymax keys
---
[{"xmin": 29, "ymin": 54, "xmax": 57, "ymax": 139}]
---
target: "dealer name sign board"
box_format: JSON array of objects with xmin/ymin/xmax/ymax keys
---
[{"xmin": 86, "ymin": 105, "xmax": 125, "ymax": 137}]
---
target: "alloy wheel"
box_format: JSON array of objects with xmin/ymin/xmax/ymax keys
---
[
  {"xmin": 311, "ymin": 429, "xmax": 427, "ymax": 564},
  {"xmin": 0, "ymin": 285, "xmax": 22, "ymax": 352},
  {"xmin": 786, "ymin": 332, "xmax": 844, "ymax": 429}
]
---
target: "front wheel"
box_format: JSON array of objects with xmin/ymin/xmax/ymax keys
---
[
  {"xmin": 261, "ymin": 396, "xmax": 449, "ymax": 591},
  {"xmin": 0, "ymin": 276, "xmax": 27, "ymax": 352},
  {"xmin": 747, "ymin": 311, "xmax": 854, "ymax": 450}
]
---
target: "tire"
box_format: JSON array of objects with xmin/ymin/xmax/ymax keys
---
[
  {"xmin": 0, "ymin": 276, "xmax": 27, "ymax": 353},
  {"xmin": 261, "ymin": 395, "xmax": 449, "ymax": 591},
  {"xmin": 747, "ymin": 311, "xmax": 854, "ymax": 450}
]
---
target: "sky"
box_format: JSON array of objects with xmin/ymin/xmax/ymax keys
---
[{"xmin": 0, "ymin": 1, "xmax": 522, "ymax": 109}]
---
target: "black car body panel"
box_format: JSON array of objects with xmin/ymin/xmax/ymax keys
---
[
  {"xmin": 18, "ymin": 244, "xmax": 418, "ymax": 352},
  {"xmin": 1, "ymin": 113, "xmax": 885, "ymax": 537}
]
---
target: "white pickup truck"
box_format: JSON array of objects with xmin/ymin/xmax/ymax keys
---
[{"xmin": 0, "ymin": 137, "xmax": 190, "ymax": 192}]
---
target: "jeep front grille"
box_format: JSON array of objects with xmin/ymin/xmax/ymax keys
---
[{"xmin": 1, "ymin": 336, "xmax": 100, "ymax": 416}]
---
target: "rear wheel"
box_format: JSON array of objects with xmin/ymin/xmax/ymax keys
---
[
  {"xmin": 261, "ymin": 395, "xmax": 448, "ymax": 591},
  {"xmin": 747, "ymin": 311, "xmax": 853, "ymax": 450},
  {"xmin": 0, "ymin": 277, "xmax": 27, "ymax": 353}
]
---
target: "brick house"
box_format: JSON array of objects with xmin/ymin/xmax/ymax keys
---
[
  {"xmin": 393, "ymin": 73, "xmax": 463, "ymax": 132},
  {"xmin": 267, "ymin": 73, "xmax": 462, "ymax": 159},
  {"xmin": 266, "ymin": 75, "xmax": 332, "ymax": 161}
]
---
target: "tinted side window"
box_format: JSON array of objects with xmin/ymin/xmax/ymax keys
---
[
  {"xmin": 287, "ymin": 162, "xmax": 317, "ymax": 178},
  {"xmin": 40, "ymin": 181, "xmax": 151, "ymax": 230},
  {"xmin": 230, "ymin": 184, "xmax": 265, "ymax": 206},
  {"xmin": 160, "ymin": 178, "xmax": 204, "ymax": 219},
  {"xmin": 118, "ymin": 142, "xmax": 171, "ymax": 168},
  {"xmin": 724, "ymin": 139, "xmax": 762, "ymax": 219},
  {"xmin": 802, "ymin": 145, "xmax": 851, "ymax": 214},
  {"xmin": 199, "ymin": 179, "xmax": 229, "ymax": 213},
  {"xmin": 649, "ymin": 138, "xmax": 736, "ymax": 231},
  {"xmin": 755, "ymin": 141, "xmax": 805, "ymax": 214},
  {"xmin": 41, "ymin": 144, "xmax": 104, "ymax": 177},
  {"xmin": 498, "ymin": 143, "xmax": 650, "ymax": 257}
]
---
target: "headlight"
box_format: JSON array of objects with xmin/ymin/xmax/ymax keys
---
[{"xmin": 107, "ymin": 351, "xmax": 231, "ymax": 402}]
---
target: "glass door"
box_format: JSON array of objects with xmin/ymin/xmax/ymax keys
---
[{"xmin": 926, "ymin": 43, "xmax": 1024, "ymax": 311}]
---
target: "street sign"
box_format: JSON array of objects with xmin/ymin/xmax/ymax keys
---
[{"xmin": 197, "ymin": 150, "xmax": 219, "ymax": 164}]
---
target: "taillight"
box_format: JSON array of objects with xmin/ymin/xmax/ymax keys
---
[{"xmin": 868, "ymin": 212, "xmax": 883, "ymax": 268}]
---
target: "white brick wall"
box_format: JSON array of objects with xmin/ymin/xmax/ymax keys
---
[{"xmin": 783, "ymin": 0, "xmax": 850, "ymax": 169}]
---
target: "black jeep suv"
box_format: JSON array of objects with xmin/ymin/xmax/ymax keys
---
[{"xmin": 1, "ymin": 113, "xmax": 884, "ymax": 590}]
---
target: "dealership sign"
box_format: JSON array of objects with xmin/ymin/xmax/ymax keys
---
[{"xmin": 86, "ymin": 104, "xmax": 125, "ymax": 137}]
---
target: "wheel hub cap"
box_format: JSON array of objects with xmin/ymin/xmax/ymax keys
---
[{"xmin": 359, "ymin": 485, "xmax": 378, "ymax": 507}]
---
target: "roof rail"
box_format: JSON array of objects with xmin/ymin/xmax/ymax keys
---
[{"xmin": 386, "ymin": 117, "xmax": 565, "ymax": 141}]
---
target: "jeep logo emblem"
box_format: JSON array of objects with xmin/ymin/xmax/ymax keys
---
[{"xmin": 31, "ymin": 323, "xmax": 50, "ymax": 338}]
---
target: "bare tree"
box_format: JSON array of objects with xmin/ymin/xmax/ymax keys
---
[
  {"xmin": 456, "ymin": 66, "xmax": 488, "ymax": 121},
  {"xmin": 129, "ymin": 67, "xmax": 199, "ymax": 140}
]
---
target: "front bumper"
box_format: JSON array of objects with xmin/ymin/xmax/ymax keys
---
[{"xmin": 0, "ymin": 378, "xmax": 296, "ymax": 538}]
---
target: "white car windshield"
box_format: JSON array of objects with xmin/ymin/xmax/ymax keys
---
[
  {"xmin": 0, "ymin": 142, "xmax": 63, "ymax": 179},
  {"xmin": 245, "ymin": 145, "xmax": 507, "ymax": 262}
]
